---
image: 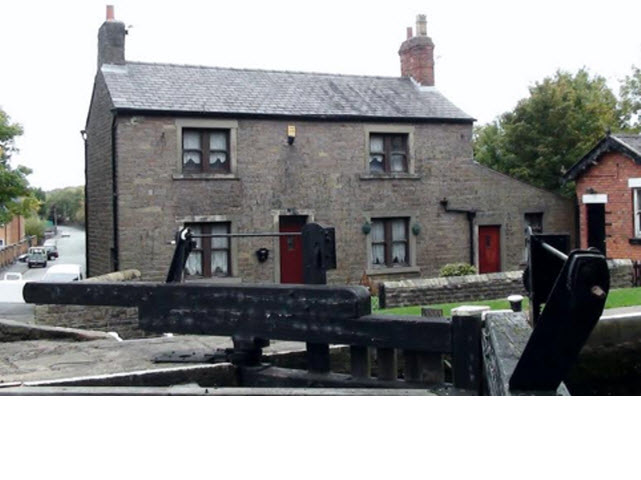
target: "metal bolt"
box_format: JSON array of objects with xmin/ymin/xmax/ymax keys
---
[{"xmin": 591, "ymin": 285, "xmax": 606, "ymax": 299}]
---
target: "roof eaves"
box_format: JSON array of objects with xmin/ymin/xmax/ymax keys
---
[{"xmin": 563, "ymin": 135, "xmax": 641, "ymax": 182}]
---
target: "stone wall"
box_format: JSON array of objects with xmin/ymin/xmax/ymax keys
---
[
  {"xmin": 380, "ymin": 260, "xmax": 636, "ymax": 308},
  {"xmin": 34, "ymin": 269, "xmax": 147, "ymax": 339},
  {"xmin": 97, "ymin": 113, "xmax": 574, "ymax": 285}
]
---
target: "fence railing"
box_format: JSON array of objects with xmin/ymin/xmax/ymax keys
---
[{"xmin": 0, "ymin": 236, "xmax": 34, "ymax": 269}]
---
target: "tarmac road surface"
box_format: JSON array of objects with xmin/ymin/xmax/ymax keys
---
[{"xmin": 0, "ymin": 225, "xmax": 86, "ymax": 322}]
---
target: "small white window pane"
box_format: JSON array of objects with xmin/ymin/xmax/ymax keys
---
[
  {"xmin": 390, "ymin": 154, "xmax": 405, "ymax": 172},
  {"xmin": 209, "ymin": 152, "xmax": 228, "ymax": 167},
  {"xmin": 391, "ymin": 219, "xmax": 406, "ymax": 241},
  {"xmin": 392, "ymin": 242, "xmax": 407, "ymax": 265},
  {"xmin": 372, "ymin": 244, "xmax": 385, "ymax": 267},
  {"xmin": 211, "ymin": 251, "xmax": 229, "ymax": 276},
  {"xmin": 185, "ymin": 251, "xmax": 202, "ymax": 276},
  {"xmin": 371, "ymin": 221, "xmax": 384, "ymax": 242},
  {"xmin": 370, "ymin": 135, "xmax": 384, "ymax": 153},
  {"xmin": 211, "ymin": 223, "xmax": 229, "ymax": 249},
  {"xmin": 210, "ymin": 131, "xmax": 227, "ymax": 151},
  {"xmin": 369, "ymin": 154, "xmax": 384, "ymax": 173},
  {"xmin": 183, "ymin": 151, "xmax": 201, "ymax": 167},
  {"xmin": 391, "ymin": 135, "xmax": 404, "ymax": 150},
  {"xmin": 188, "ymin": 225, "xmax": 202, "ymax": 250},
  {"xmin": 184, "ymin": 131, "xmax": 201, "ymax": 150},
  {"xmin": 635, "ymin": 190, "xmax": 641, "ymax": 236}
]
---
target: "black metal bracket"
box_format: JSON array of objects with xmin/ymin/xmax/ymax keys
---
[{"xmin": 510, "ymin": 230, "xmax": 610, "ymax": 392}]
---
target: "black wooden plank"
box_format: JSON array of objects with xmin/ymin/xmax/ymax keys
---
[
  {"xmin": 23, "ymin": 281, "xmax": 370, "ymax": 316},
  {"xmin": 138, "ymin": 309, "xmax": 452, "ymax": 352},
  {"xmin": 451, "ymin": 311, "xmax": 482, "ymax": 393}
]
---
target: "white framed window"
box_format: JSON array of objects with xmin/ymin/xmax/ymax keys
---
[{"xmin": 634, "ymin": 189, "xmax": 641, "ymax": 238}]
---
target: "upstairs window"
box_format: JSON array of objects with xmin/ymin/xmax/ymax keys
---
[
  {"xmin": 369, "ymin": 134, "xmax": 408, "ymax": 173},
  {"xmin": 182, "ymin": 129, "xmax": 230, "ymax": 174},
  {"xmin": 184, "ymin": 222, "xmax": 231, "ymax": 278},
  {"xmin": 371, "ymin": 218, "xmax": 409, "ymax": 268},
  {"xmin": 524, "ymin": 212, "xmax": 543, "ymax": 234},
  {"xmin": 635, "ymin": 189, "xmax": 641, "ymax": 238}
]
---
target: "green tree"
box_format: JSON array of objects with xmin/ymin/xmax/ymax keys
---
[
  {"xmin": 0, "ymin": 107, "xmax": 39, "ymax": 223},
  {"xmin": 474, "ymin": 69, "xmax": 620, "ymax": 196},
  {"xmin": 25, "ymin": 216, "xmax": 45, "ymax": 244},
  {"xmin": 620, "ymin": 65, "xmax": 641, "ymax": 132},
  {"xmin": 45, "ymin": 186, "xmax": 84, "ymax": 225}
]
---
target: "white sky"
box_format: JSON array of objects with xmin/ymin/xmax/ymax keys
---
[{"xmin": 1, "ymin": 0, "xmax": 640, "ymax": 191}]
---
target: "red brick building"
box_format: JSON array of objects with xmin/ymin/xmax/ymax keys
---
[
  {"xmin": 564, "ymin": 134, "xmax": 641, "ymax": 260},
  {"xmin": 0, "ymin": 216, "xmax": 25, "ymax": 247}
]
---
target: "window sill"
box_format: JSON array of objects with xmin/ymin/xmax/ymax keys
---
[
  {"xmin": 366, "ymin": 266, "xmax": 421, "ymax": 276},
  {"xmin": 629, "ymin": 238, "xmax": 641, "ymax": 245},
  {"xmin": 359, "ymin": 173, "xmax": 421, "ymax": 181},
  {"xmin": 173, "ymin": 173, "xmax": 239, "ymax": 181}
]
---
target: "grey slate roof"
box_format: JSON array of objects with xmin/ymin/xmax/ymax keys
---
[
  {"xmin": 563, "ymin": 134, "xmax": 641, "ymax": 181},
  {"xmin": 101, "ymin": 61, "xmax": 473, "ymax": 121}
]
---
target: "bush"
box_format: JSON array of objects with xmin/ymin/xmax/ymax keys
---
[
  {"xmin": 439, "ymin": 263, "xmax": 477, "ymax": 277},
  {"xmin": 25, "ymin": 216, "xmax": 45, "ymax": 244}
]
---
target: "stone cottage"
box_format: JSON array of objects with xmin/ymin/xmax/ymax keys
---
[
  {"xmin": 85, "ymin": 7, "xmax": 574, "ymax": 284},
  {"xmin": 564, "ymin": 133, "xmax": 641, "ymax": 260}
]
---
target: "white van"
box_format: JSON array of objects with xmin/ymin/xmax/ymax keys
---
[{"xmin": 42, "ymin": 264, "xmax": 85, "ymax": 282}]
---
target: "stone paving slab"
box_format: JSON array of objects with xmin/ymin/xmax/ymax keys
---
[{"xmin": 0, "ymin": 335, "xmax": 305, "ymax": 385}]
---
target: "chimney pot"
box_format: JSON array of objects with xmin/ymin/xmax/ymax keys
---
[
  {"xmin": 106, "ymin": 5, "xmax": 115, "ymax": 21},
  {"xmin": 406, "ymin": 27, "xmax": 413, "ymax": 39},
  {"xmin": 416, "ymin": 14, "xmax": 427, "ymax": 36},
  {"xmin": 398, "ymin": 14, "xmax": 435, "ymax": 86}
]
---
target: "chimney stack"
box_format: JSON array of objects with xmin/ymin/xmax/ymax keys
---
[
  {"xmin": 97, "ymin": 5, "xmax": 126, "ymax": 69},
  {"xmin": 398, "ymin": 14, "xmax": 435, "ymax": 86}
]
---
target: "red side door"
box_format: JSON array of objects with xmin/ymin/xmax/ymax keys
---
[
  {"xmin": 279, "ymin": 216, "xmax": 307, "ymax": 284},
  {"xmin": 479, "ymin": 225, "xmax": 501, "ymax": 274}
]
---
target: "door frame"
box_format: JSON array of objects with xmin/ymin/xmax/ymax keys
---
[{"xmin": 271, "ymin": 209, "xmax": 315, "ymax": 283}]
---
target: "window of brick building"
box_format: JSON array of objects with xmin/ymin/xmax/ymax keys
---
[
  {"xmin": 634, "ymin": 189, "xmax": 641, "ymax": 237},
  {"xmin": 525, "ymin": 212, "xmax": 543, "ymax": 234},
  {"xmin": 369, "ymin": 133, "xmax": 408, "ymax": 173},
  {"xmin": 371, "ymin": 218, "xmax": 409, "ymax": 268},
  {"xmin": 182, "ymin": 129, "xmax": 230, "ymax": 174},
  {"xmin": 184, "ymin": 222, "xmax": 231, "ymax": 278}
]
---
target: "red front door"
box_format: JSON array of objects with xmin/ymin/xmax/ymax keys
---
[
  {"xmin": 479, "ymin": 225, "xmax": 501, "ymax": 274},
  {"xmin": 279, "ymin": 216, "xmax": 307, "ymax": 283}
]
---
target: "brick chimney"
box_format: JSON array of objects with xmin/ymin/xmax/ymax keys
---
[
  {"xmin": 399, "ymin": 14, "xmax": 435, "ymax": 86},
  {"xmin": 97, "ymin": 5, "xmax": 126, "ymax": 68}
]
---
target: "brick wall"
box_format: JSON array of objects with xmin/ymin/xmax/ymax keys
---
[
  {"xmin": 105, "ymin": 114, "xmax": 574, "ymax": 285},
  {"xmin": 85, "ymin": 72, "xmax": 115, "ymax": 277},
  {"xmin": 34, "ymin": 269, "xmax": 147, "ymax": 339},
  {"xmin": 576, "ymin": 151, "xmax": 641, "ymax": 260}
]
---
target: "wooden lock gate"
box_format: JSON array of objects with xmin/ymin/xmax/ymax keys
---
[{"xmin": 16, "ymin": 224, "xmax": 610, "ymax": 395}]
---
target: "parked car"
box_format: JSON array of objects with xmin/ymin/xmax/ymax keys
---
[
  {"xmin": 3, "ymin": 272, "xmax": 23, "ymax": 281},
  {"xmin": 42, "ymin": 264, "xmax": 85, "ymax": 282},
  {"xmin": 17, "ymin": 253, "xmax": 29, "ymax": 263},
  {"xmin": 27, "ymin": 247, "xmax": 47, "ymax": 268},
  {"xmin": 43, "ymin": 239, "xmax": 59, "ymax": 260}
]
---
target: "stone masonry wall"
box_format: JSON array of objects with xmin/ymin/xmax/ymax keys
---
[
  {"xmin": 85, "ymin": 72, "xmax": 115, "ymax": 277},
  {"xmin": 109, "ymin": 114, "xmax": 575, "ymax": 285},
  {"xmin": 34, "ymin": 269, "xmax": 147, "ymax": 339},
  {"xmin": 381, "ymin": 260, "xmax": 636, "ymax": 308}
]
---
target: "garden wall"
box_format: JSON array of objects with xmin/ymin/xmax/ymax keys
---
[{"xmin": 380, "ymin": 259, "xmax": 636, "ymax": 309}]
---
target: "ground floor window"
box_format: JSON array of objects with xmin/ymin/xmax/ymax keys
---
[
  {"xmin": 524, "ymin": 212, "xmax": 543, "ymax": 234},
  {"xmin": 634, "ymin": 189, "xmax": 641, "ymax": 237},
  {"xmin": 184, "ymin": 222, "xmax": 231, "ymax": 278},
  {"xmin": 371, "ymin": 217, "xmax": 409, "ymax": 268}
]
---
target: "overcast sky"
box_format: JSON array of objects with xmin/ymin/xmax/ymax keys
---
[{"xmin": 1, "ymin": 0, "xmax": 640, "ymax": 191}]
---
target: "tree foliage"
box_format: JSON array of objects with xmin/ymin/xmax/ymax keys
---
[
  {"xmin": 0, "ymin": 107, "xmax": 39, "ymax": 223},
  {"xmin": 620, "ymin": 66, "xmax": 641, "ymax": 132},
  {"xmin": 474, "ymin": 69, "xmax": 621, "ymax": 196},
  {"xmin": 45, "ymin": 186, "xmax": 84, "ymax": 225}
]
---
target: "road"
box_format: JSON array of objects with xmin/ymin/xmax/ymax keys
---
[{"xmin": 0, "ymin": 225, "xmax": 86, "ymax": 322}]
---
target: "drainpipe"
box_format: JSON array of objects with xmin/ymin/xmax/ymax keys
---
[
  {"xmin": 439, "ymin": 198, "xmax": 477, "ymax": 266},
  {"xmin": 111, "ymin": 113, "xmax": 119, "ymax": 272},
  {"xmin": 81, "ymin": 129, "xmax": 90, "ymax": 276}
]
